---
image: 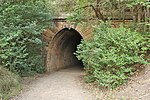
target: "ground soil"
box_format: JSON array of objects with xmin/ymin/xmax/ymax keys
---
[
  {"xmin": 12, "ymin": 67, "xmax": 96, "ymax": 100},
  {"xmin": 12, "ymin": 64, "xmax": 150, "ymax": 100}
]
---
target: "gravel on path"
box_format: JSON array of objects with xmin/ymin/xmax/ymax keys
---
[{"xmin": 13, "ymin": 67, "xmax": 96, "ymax": 100}]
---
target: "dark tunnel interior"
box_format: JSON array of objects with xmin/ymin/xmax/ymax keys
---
[{"xmin": 48, "ymin": 28, "xmax": 83, "ymax": 71}]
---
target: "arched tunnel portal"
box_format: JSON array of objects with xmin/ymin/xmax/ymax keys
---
[{"xmin": 47, "ymin": 28, "xmax": 83, "ymax": 72}]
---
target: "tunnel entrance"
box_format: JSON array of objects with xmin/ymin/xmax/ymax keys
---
[{"xmin": 47, "ymin": 28, "xmax": 83, "ymax": 72}]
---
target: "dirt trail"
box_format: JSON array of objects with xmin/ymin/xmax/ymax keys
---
[
  {"xmin": 12, "ymin": 64, "xmax": 150, "ymax": 100},
  {"xmin": 13, "ymin": 67, "xmax": 96, "ymax": 100}
]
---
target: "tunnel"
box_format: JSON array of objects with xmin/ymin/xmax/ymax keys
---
[{"xmin": 47, "ymin": 28, "xmax": 83, "ymax": 72}]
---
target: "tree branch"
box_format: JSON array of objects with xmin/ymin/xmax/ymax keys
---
[{"xmin": 75, "ymin": 4, "xmax": 105, "ymax": 22}]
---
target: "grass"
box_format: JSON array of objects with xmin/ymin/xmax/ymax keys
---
[{"xmin": 0, "ymin": 67, "xmax": 21, "ymax": 100}]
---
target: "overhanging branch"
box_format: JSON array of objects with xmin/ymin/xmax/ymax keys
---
[{"xmin": 75, "ymin": 4, "xmax": 105, "ymax": 22}]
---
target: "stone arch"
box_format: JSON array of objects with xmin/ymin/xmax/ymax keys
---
[{"xmin": 46, "ymin": 28, "xmax": 83, "ymax": 72}]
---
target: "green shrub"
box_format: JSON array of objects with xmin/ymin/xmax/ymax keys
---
[
  {"xmin": 0, "ymin": 0, "xmax": 53, "ymax": 76},
  {"xmin": 0, "ymin": 67, "xmax": 21, "ymax": 100},
  {"xmin": 75, "ymin": 23, "xmax": 148, "ymax": 89}
]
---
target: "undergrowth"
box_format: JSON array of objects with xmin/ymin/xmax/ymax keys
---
[
  {"xmin": 75, "ymin": 22, "xmax": 149, "ymax": 89},
  {"xmin": 0, "ymin": 0, "xmax": 53, "ymax": 76},
  {"xmin": 0, "ymin": 67, "xmax": 21, "ymax": 100}
]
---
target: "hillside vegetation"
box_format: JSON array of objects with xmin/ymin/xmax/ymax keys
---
[
  {"xmin": 0, "ymin": 0, "xmax": 54, "ymax": 76},
  {"xmin": 75, "ymin": 23, "xmax": 150, "ymax": 89},
  {"xmin": 70, "ymin": 0, "xmax": 150, "ymax": 89},
  {"xmin": 0, "ymin": 67, "xmax": 20, "ymax": 100},
  {"xmin": 0, "ymin": 0, "xmax": 54, "ymax": 99}
]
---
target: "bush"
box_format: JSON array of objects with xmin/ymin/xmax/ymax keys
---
[
  {"xmin": 0, "ymin": 0, "xmax": 53, "ymax": 76},
  {"xmin": 75, "ymin": 23, "xmax": 148, "ymax": 89},
  {"xmin": 0, "ymin": 67, "xmax": 21, "ymax": 100}
]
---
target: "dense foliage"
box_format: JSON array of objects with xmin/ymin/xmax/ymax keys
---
[
  {"xmin": 69, "ymin": 0, "xmax": 149, "ymax": 89},
  {"xmin": 51, "ymin": 0, "xmax": 76, "ymax": 13},
  {"xmin": 75, "ymin": 23, "xmax": 148, "ymax": 89},
  {"xmin": 68, "ymin": 0, "xmax": 149, "ymax": 23},
  {"xmin": 0, "ymin": 0, "xmax": 53, "ymax": 76}
]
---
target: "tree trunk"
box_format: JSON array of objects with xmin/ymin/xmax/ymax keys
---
[
  {"xmin": 95, "ymin": 0, "xmax": 105, "ymax": 21},
  {"xmin": 147, "ymin": 7, "xmax": 150, "ymax": 32}
]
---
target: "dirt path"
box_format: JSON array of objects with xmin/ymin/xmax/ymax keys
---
[
  {"xmin": 13, "ymin": 67, "xmax": 96, "ymax": 100},
  {"xmin": 12, "ymin": 64, "xmax": 150, "ymax": 100}
]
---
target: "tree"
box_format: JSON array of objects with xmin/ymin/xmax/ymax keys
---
[{"xmin": 68, "ymin": 0, "xmax": 149, "ymax": 24}]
